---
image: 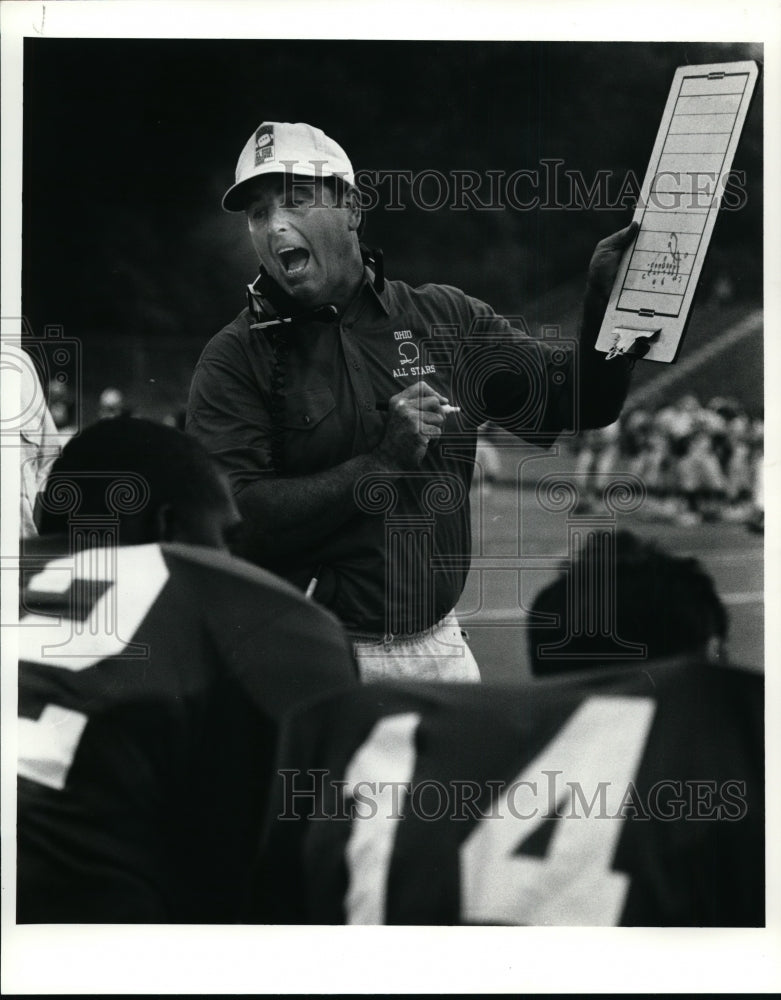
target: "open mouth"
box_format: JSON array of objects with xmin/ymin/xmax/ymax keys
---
[{"xmin": 278, "ymin": 247, "xmax": 310, "ymax": 275}]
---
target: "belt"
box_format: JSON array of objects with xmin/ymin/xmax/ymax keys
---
[{"xmin": 347, "ymin": 610, "xmax": 458, "ymax": 647}]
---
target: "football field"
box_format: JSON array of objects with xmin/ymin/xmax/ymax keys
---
[{"xmin": 456, "ymin": 447, "xmax": 764, "ymax": 684}]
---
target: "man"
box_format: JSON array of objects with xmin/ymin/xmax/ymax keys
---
[
  {"xmin": 252, "ymin": 533, "xmax": 762, "ymax": 927},
  {"xmin": 254, "ymin": 658, "xmax": 763, "ymax": 927},
  {"xmin": 17, "ymin": 418, "xmax": 357, "ymax": 923},
  {"xmin": 187, "ymin": 121, "xmax": 638, "ymax": 682},
  {"xmin": 1, "ymin": 342, "xmax": 61, "ymax": 537},
  {"xmin": 97, "ymin": 386, "xmax": 129, "ymax": 420},
  {"xmin": 528, "ymin": 529, "xmax": 728, "ymax": 675}
]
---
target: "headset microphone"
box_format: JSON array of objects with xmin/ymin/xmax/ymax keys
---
[{"xmin": 247, "ymin": 245, "xmax": 383, "ymax": 330}]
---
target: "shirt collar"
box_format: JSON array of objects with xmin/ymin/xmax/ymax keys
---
[{"xmin": 344, "ymin": 266, "xmax": 389, "ymax": 321}]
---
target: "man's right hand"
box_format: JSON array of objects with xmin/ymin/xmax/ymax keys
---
[{"xmin": 374, "ymin": 381, "xmax": 450, "ymax": 470}]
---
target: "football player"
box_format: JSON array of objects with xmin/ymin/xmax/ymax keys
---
[
  {"xmin": 527, "ymin": 529, "xmax": 728, "ymax": 675},
  {"xmin": 252, "ymin": 533, "xmax": 762, "ymax": 926},
  {"xmin": 17, "ymin": 417, "xmax": 358, "ymax": 923},
  {"xmin": 255, "ymin": 663, "xmax": 762, "ymax": 926}
]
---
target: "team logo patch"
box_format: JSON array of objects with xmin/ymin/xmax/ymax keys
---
[
  {"xmin": 391, "ymin": 330, "xmax": 436, "ymax": 379},
  {"xmin": 255, "ymin": 125, "xmax": 275, "ymax": 165},
  {"xmin": 398, "ymin": 341, "xmax": 420, "ymax": 366}
]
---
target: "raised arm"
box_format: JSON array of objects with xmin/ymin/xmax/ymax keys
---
[
  {"xmin": 461, "ymin": 221, "xmax": 639, "ymax": 439},
  {"xmin": 576, "ymin": 220, "xmax": 639, "ymax": 429}
]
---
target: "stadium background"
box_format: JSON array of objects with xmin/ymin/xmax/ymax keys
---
[{"xmin": 21, "ymin": 38, "xmax": 763, "ymax": 677}]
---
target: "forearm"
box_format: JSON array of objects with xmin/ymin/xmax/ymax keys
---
[
  {"xmin": 467, "ymin": 306, "xmax": 631, "ymax": 437},
  {"xmin": 234, "ymin": 450, "xmax": 389, "ymax": 559},
  {"xmin": 575, "ymin": 285, "xmax": 633, "ymax": 430},
  {"xmin": 574, "ymin": 220, "xmax": 639, "ymax": 430}
]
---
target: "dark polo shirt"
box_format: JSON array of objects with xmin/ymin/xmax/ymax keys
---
[{"xmin": 187, "ymin": 272, "xmax": 570, "ymax": 634}]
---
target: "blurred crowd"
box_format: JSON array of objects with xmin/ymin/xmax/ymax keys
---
[
  {"xmin": 572, "ymin": 393, "xmax": 764, "ymax": 531},
  {"xmin": 46, "ymin": 380, "xmax": 187, "ymax": 444}
]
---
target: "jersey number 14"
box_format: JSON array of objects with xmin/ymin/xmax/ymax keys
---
[{"xmin": 342, "ymin": 695, "xmax": 656, "ymax": 926}]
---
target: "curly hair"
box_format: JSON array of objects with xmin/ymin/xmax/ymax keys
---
[{"xmin": 528, "ymin": 530, "xmax": 727, "ymax": 675}]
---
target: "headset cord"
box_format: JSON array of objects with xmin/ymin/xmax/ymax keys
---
[
  {"xmin": 269, "ymin": 326, "xmax": 289, "ymax": 475},
  {"xmin": 264, "ymin": 245, "xmax": 383, "ymax": 475}
]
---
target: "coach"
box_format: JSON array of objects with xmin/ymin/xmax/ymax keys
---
[{"xmin": 187, "ymin": 121, "xmax": 636, "ymax": 682}]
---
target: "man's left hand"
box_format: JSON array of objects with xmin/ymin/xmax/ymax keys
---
[{"xmin": 586, "ymin": 221, "xmax": 640, "ymax": 302}]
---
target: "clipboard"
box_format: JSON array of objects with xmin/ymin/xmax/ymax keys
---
[{"xmin": 595, "ymin": 60, "xmax": 759, "ymax": 363}]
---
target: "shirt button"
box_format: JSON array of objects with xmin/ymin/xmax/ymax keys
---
[
  {"xmin": 364, "ymin": 401, "xmax": 372, "ymax": 411},
  {"xmin": 352, "ymin": 361, "xmax": 361, "ymax": 371},
  {"xmin": 303, "ymin": 415, "xmax": 311, "ymax": 425}
]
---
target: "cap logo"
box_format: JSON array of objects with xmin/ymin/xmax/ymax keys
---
[{"xmin": 254, "ymin": 125, "xmax": 275, "ymax": 165}]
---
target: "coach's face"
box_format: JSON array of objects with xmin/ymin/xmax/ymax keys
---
[{"xmin": 246, "ymin": 173, "xmax": 363, "ymax": 311}]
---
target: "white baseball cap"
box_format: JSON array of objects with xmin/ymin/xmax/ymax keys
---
[{"xmin": 222, "ymin": 121, "xmax": 355, "ymax": 212}]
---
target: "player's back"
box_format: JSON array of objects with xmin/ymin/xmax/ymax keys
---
[
  {"xmin": 17, "ymin": 541, "xmax": 357, "ymax": 923},
  {"xmin": 255, "ymin": 658, "xmax": 763, "ymax": 926}
]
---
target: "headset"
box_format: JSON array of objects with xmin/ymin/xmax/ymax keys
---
[{"xmin": 249, "ymin": 243, "xmax": 385, "ymax": 475}]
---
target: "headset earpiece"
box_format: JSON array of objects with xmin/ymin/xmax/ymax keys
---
[
  {"xmin": 247, "ymin": 245, "xmax": 384, "ymax": 329},
  {"xmin": 247, "ymin": 267, "xmax": 302, "ymax": 323}
]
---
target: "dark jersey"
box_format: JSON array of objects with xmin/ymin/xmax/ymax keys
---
[
  {"xmin": 17, "ymin": 541, "xmax": 358, "ymax": 923},
  {"xmin": 255, "ymin": 659, "xmax": 764, "ymax": 926},
  {"xmin": 188, "ymin": 276, "xmax": 573, "ymax": 635}
]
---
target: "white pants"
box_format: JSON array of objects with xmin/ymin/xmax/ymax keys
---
[{"xmin": 351, "ymin": 611, "xmax": 481, "ymax": 683}]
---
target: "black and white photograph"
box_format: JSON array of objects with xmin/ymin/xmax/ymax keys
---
[{"xmin": 1, "ymin": 0, "xmax": 778, "ymax": 993}]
